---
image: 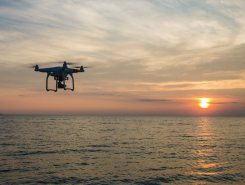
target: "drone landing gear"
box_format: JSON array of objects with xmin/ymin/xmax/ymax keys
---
[
  {"xmin": 46, "ymin": 73, "xmax": 74, "ymax": 92},
  {"xmin": 46, "ymin": 74, "xmax": 57, "ymax": 92},
  {"xmin": 63, "ymin": 73, "xmax": 74, "ymax": 91}
]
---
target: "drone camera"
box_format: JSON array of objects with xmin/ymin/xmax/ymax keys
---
[{"xmin": 58, "ymin": 81, "xmax": 66, "ymax": 89}]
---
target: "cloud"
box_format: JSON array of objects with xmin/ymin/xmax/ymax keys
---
[
  {"xmin": 138, "ymin": 99, "xmax": 171, "ymax": 102},
  {"xmin": 1, "ymin": 0, "xmax": 245, "ymax": 116},
  {"xmin": 211, "ymin": 102, "xmax": 238, "ymax": 104}
]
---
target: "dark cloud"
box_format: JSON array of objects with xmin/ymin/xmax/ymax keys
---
[{"xmin": 211, "ymin": 102, "xmax": 239, "ymax": 104}]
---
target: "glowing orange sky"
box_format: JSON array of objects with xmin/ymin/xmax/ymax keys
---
[{"xmin": 0, "ymin": 1, "xmax": 245, "ymax": 116}]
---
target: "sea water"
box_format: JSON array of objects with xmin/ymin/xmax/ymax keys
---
[{"xmin": 0, "ymin": 115, "xmax": 245, "ymax": 184}]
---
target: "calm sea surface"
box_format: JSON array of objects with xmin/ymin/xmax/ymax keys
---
[{"xmin": 0, "ymin": 115, "xmax": 245, "ymax": 184}]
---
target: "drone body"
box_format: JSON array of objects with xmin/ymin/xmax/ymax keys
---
[{"xmin": 34, "ymin": 61, "xmax": 84, "ymax": 92}]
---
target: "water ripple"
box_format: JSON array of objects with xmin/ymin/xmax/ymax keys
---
[{"xmin": 0, "ymin": 115, "xmax": 245, "ymax": 184}]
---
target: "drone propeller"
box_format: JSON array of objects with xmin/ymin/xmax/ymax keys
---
[
  {"xmin": 73, "ymin": 66, "xmax": 91, "ymax": 68},
  {"xmin": 25, "ymin": 61, "xmax": 58, "ymax": 68},
  {"xmin": 26, "ymin": 64, "xmax": 39, "ymax": 68},
  {"xmin": 25, "ymin": 61, "xmax": 87, "ymax": 69},
  {"xmin": 53, "ymin": 61, "xmax": 77, "ymax": 65},
  {"xmin": 29, "ymin": 65, "xmax": 37, "ymax": 68}
]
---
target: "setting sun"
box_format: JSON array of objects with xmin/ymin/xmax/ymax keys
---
[{"xmin": 200, "ymin": 98, "xmax": 209, "ymax": 108}]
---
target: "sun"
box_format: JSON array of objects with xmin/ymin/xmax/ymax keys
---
[{"xmin": 200, "ymin": 98, "xmax": 209, "ymax": 108}]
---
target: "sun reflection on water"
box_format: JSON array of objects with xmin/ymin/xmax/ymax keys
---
[{"xmin": 192, "ymin": 117, "xmax": 219, "ymax": 176}]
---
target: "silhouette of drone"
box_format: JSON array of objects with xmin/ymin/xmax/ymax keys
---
[{"xmin": 33, "ymin": 61, "xmax": 87, "ymax": 92}]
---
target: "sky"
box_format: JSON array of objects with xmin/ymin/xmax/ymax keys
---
[{"xmin": 0, "ymin": 0, "xmax": 245, "ymax": 116}]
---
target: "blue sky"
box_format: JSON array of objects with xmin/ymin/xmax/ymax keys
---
[{"xmin": 0, "ymin": 0, "xmax": 245, "ymax": 116}]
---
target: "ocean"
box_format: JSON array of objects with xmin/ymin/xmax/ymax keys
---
[{"xmin": 0, "ymin": 115, "xmax": 245, "ymax": 184}]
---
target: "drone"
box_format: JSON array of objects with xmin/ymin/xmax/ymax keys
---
[{"xmin": 33, "ymin": 61, "xmax": 86, "ymax": 92}]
